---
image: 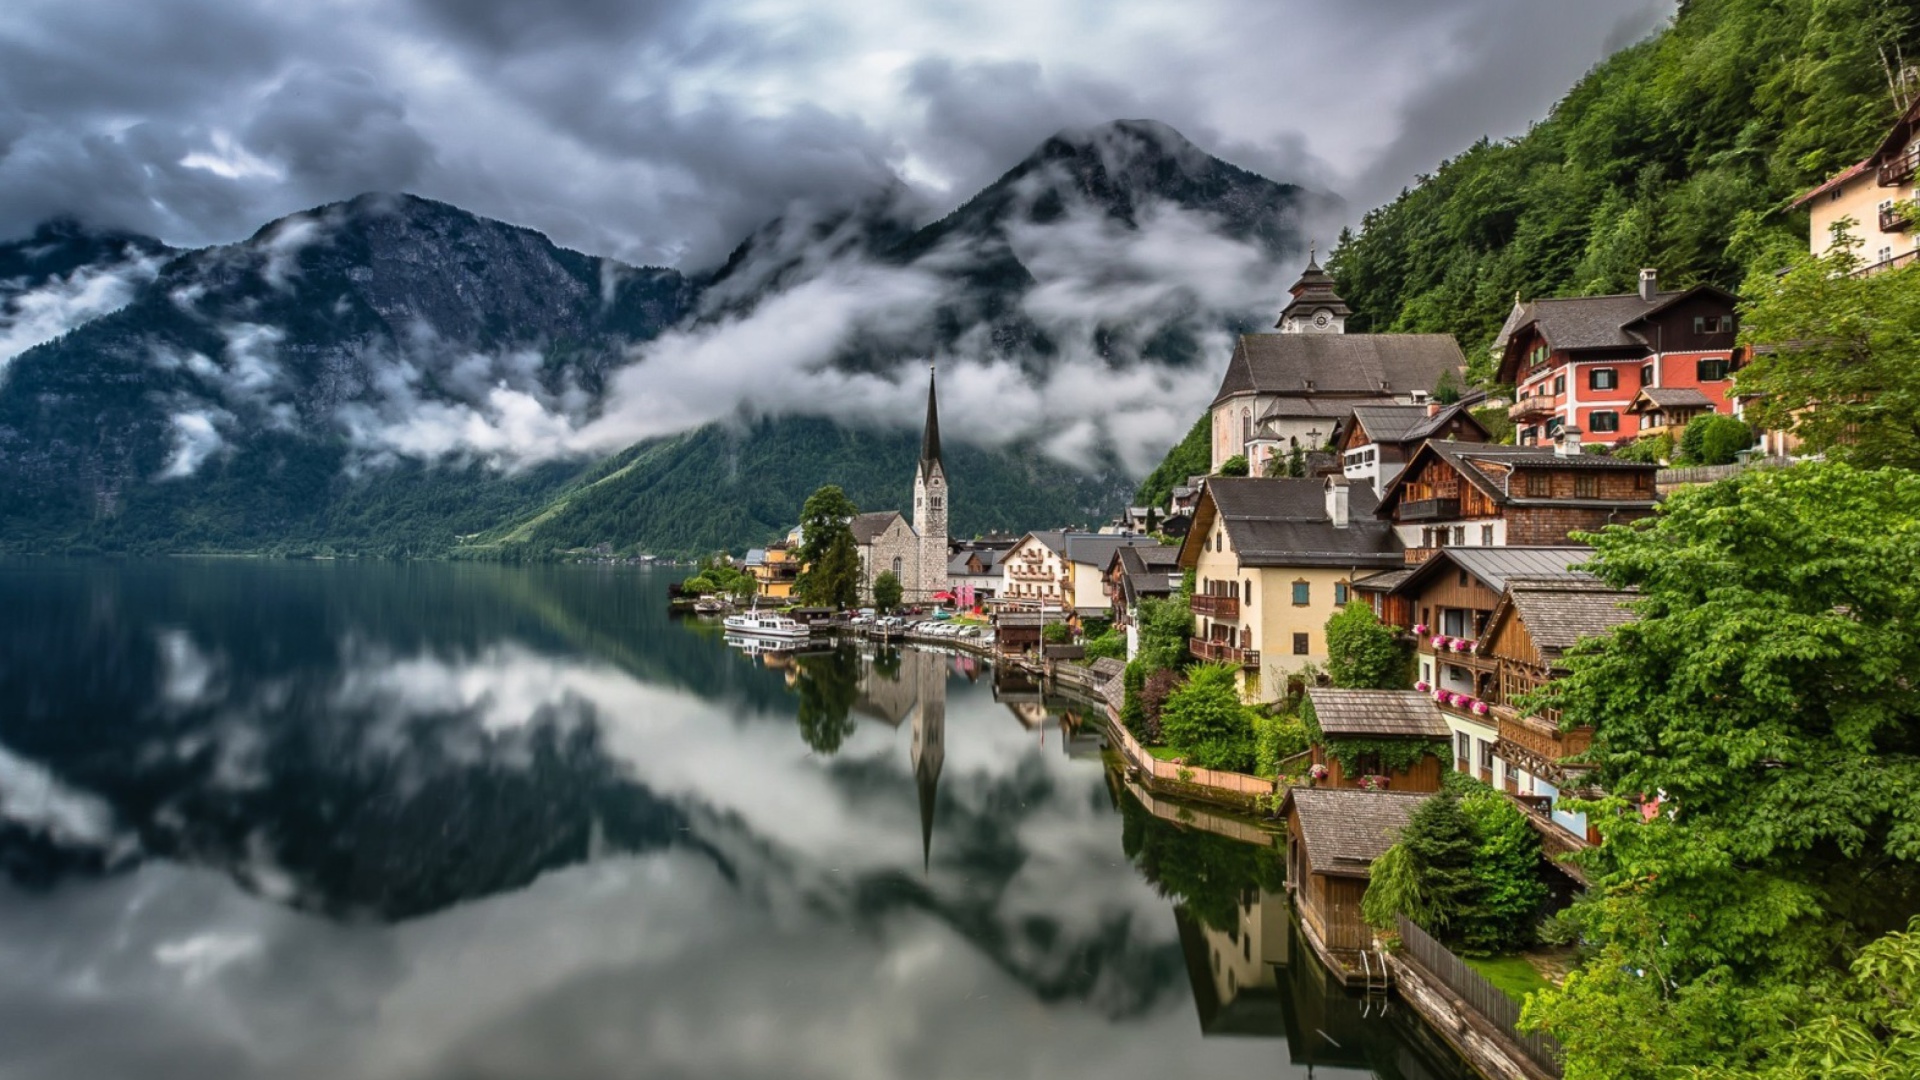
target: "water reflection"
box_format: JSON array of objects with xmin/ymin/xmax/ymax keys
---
[{"xmin": 0, "ymin": 560, "xmax": 1469, "ymax": 1079}]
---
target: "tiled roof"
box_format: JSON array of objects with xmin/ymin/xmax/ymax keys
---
[
  {"xmin": 1435, "ymin": 547, "xmax": 1595, "ymax": 594},
  {"xmin": 1116, "ymin": 543, "xmax": 1182, "ymax": 602},
  {"xmin": 1062, "ymin": 533, "xmax": 1157, "ymax": 569},
  {"xmin": 1287, "ymin": 788, "xmax": 1432, "ymax": 878},
  {"xmin": 949, "ymin": 548, "xmax": 1004, "ymax": 575},
  {"xmin": 1306, "ymin": 689, "xmax": 1450, "ymax": 739},
  {"xmin": 850, "ymin": 511, "xmax": 907, "ymax": 545},
  {"xmin": 1632, "ymin": 386, "xmax": 1715, "ymax": 411},
  {"xmin": 1205, "ymin": 478, "xmax": 1403, "ymax": 568},
  {"xmin": 1505, "ymin": 579, "xmax": 1639, "ymax": 652},
  {"xmin": 1351, "ymin": 566, "xmax": 1416, "ymax": 593},
  {"xmin": 1494, "ymin": 293, "xmax": 1675, "ymax": 353},
  {"xmin": 1211, "ymin": 333, "xmax": 1466, "ymax": 408}
]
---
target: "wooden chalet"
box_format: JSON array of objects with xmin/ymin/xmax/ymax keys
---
[
  {"xmin": 1332, "ymin": 402, "xmax": 1491, "ymax": 496},
  {"xmin": 1282, "ymin": 787, "xmax": 1431, "ymax": 983},
  {"xmin": 1374, "ymin": 440, "xmax": 1658, "ymax": 556},
  {"xmin": 1302, "ymin": 688, "xmax": 1449, "ymax": 792}
]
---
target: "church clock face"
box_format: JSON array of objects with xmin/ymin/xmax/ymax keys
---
[{"xmin": 1312, "ymin": 310, "xmax": 1331, "ymax": 329}]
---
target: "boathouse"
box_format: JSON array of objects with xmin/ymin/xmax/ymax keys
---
[{"xmin": 1282, "ymin": 787, "xmax": 1431, "ymax": 981}]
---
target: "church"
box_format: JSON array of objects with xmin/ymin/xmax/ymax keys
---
[{"xmin": 849, "ymin": 367, "xmax": 951, "ymax": 605}]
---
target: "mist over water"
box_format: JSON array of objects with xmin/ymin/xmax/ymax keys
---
[{"xmin": 0, "ymin": 560, "xmax": 1471, "ymax": 1079}]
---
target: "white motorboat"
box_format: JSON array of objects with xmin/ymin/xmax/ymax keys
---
[{"xmin": 722, "ymin": 609, "xmax": 811, "ymax": 640}]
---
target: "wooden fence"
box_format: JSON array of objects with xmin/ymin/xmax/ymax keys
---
[
  {"xmin": 1396, "ymin": 915, "xmax": 1563, "ymax": 1077},
  {"xmin": 1656, "ymin": 455, "xmax": 1793, "ymax": 488}
]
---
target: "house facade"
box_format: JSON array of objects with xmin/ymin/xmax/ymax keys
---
[
  {"xmin": 1061, "ymin": 534, "xmax": 1159, "ymax": 622},
  {"xmin": 1282, "ymin": 787, "xmax": 1430, "ymax": 980},
  {"xmin": 1105, "ymin": 543, "xmax": 1182, "ymax": 660},
  {"xmin": 1302, "ymin": 688, "xmax": 1449, "ymax": 792},
  {"xmin": 1334, "ymin": 402, "xmax": 1490, "ymax": 496},
  {"xmin": 1496, "ymin": 272, "xmax": 1741, "ymax": 448},
  {"xmin": 999, "ymin": 531, "xmax": 1070, "ymax": 606},
  {"xmin": 1373, "ymin": 440, "xmax": 1659, "ymax": 555},
  {"xmin": 1209, "ymin": 259, "xmax": 1467, "ymax": 475},
  {"xmin": 1177, "ymin": 477, "xmax": 1403, "ymax": 702},
  {"xmin": 1793, "ymin": 95, "xmax": 1920, "ymax": 275}
]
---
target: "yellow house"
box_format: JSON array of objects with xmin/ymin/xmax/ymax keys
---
[
  {"xmin": 1176, "ymin": 477, "xmax": 1404, "ymax": 702},
  {"xmin": 1794, "ymin": 96, "xmax": 1920, "ymax": 274},
  {"xmin": 752, "ymin": 540, "xmax": 800, "ymax": 600}
]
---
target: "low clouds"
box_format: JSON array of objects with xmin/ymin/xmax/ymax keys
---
[
  {"xmin": 0, "ymin": 0, "xmax": 1674, "ymax": 266},
  {"xmin": 0, "ymin": 245, "xmax": 166, "ymax": 375}
]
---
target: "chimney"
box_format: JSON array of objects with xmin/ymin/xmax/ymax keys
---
[
  {"xmin": 1426, "ymin": 401, "xmax": 1441, "ymax": 418},
  {"xmin": 1557, "ymin": 426, "xmax": 1584, "ymax": 458},
  {"xmin": 1325, "ymin": 477, "xmax": 1350, "ymax": 528},
  {"xmin": 1638, "ymin": 268, "xmax": 1657, "ymax": 302}
]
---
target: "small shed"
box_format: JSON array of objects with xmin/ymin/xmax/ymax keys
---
[
  {"xmin": 1283, "ymin": 787, "xmax": 1431, "ymax": 971},
  {"xmin": 1303, "ymin": 688, "xmax": 1450, "ymax": 792}
]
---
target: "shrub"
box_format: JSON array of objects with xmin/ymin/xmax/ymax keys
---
[
  {"xmin": 1254, "ymin": 712, "xmax": 1309, "ymax": 776},
  {"xmin": 1084, "ymin": 627, "xmax": 1126, "ymax": 662},
  {"xmin": 1324, "ymin": 601, "xmax": 1407, "ymax": 689},
  {"xmin": 1159, "ymin": 663, "xmax": 1255, "ymax": 771},
  {"xmin": 1218, "ymin": 454, "xmax": 1249, "ymax": 477},
  {"xmin": 1042, "ymin": 622, "xmax": 1071, "ymax": 644},
  {"xmin": 1678, "ymin": 413, "xmax": 1753, "ymax": 466}
]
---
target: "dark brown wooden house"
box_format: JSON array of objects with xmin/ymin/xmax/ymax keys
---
[
  {"xmin": 1303, "ymin": 688, "xmax": 1448, "ymax": 792},
  {"xmin": 1374, "ymin": 440, "xmax": 1658, "ymax": 557},
  {"xmin": 1283, "ymin": 787, "xmax": 1431, "ymax": 981},
  {"xmin": 1332, "ymin": 402, "xmax": 1491, "ymax": 497}
]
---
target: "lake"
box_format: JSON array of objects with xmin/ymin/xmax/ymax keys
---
[{"xmin": 0, "ymin": 560, "xmax": 1474, "ymax": 1079}]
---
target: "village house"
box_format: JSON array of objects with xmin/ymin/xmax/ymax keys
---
[
  {"xmin": 1209, "ymin": 259, "xmax": 1467, "ymax": 475},
  {"xmin": 1373, "ymin": 438, "xmax": 1659, "ymax": 554},
  {"xmin": 1282, "ymin": 787, "xmax": 1431, "ymax": 983},
  {"xmin": 1178, "ymin": 477, "xmax": 1404, "ymax": 702},
  {"xmin": 1496, "ymin": 271, "xmax": 1742, "ymax": 449},
  {"xmin": 1301, "ymin": 688, "xmax": 1449, "ymax": 792},
  {"xmin": 747, "ymin": 537, "xmax": 801, "ymax": 600},
  {"xmin": 1355, "ymin": 546, "xmax": 1596, "ymax": 795},
  {"xmin": 1060, "ymin": 534, "xmax": 1158, "ymax": 625},
  {"xmin": 946, "ymin": 547, "xmax": 1004, "ymax": 604},
  {"xmin": 998, "ymin": 530, "xmax": 1070, "ymax": 606},
  {"xmin": 1104, "ymin": 543, "xmax": 1182, "ymax": 660},
  {"xmin": 1333, "ymin": 402, "xmax": 1491, "ymax": 497},
  {"xmin": 1793, "ymin": 94, "xmax": 1920, "ymax": 275}
]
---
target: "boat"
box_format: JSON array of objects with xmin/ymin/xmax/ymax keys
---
[
  {"xmin": 722, "ymin": 609, "xmax": 811, "ymax": 640},
  {"xmin": 692, "ymin": 598, "xmax": 728, "ymax": 615}
]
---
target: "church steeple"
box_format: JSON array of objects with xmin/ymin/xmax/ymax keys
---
[
  {"xmin": 920, "ymin": 364, "xmax": 943, "ymax": 470},
  {"xmin": 1276, "ymin": 246, "xmax": 1352, "ymax": 334}
]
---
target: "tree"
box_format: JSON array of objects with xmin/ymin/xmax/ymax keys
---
[
  {"xmin": 1395, "ymin": 793, "xmax": 1481, "ymax": 936},
  {"xmin": 1456, "ymin": 785, "xmax": 1548, "ymax": 953},
  {"xmin": 1676, "ymin": 413, "xmax": 1752, "ymax": 466},
  {"xmin": 1324, "ymin": 601, "xmax": 1406, "ymax": 688},
  {"xmin": 793, "ymin": 647, "xmax": 860, "ymax": 755},
  {"xmin": 1218, "ymin": 454, "xmax": 1249, "ymax": 477},
  {"xmin": 872, "ymin": 570, "xmax": 903, "ymax": 613},
  {"xmin": 1041, "ymin": 621, "xmax": 1071, "ymax": 644},
  {"xmin": 1158, "ymin": 663, "xmax": 1256, "ymax": 771},
  {"xmin": 1131, "ymin": 593, "xmax": 1193, "ymax": 674},
  {"xmin": 1737, "ymin": 231, "xmax": 1920, "ymax": 469},
  {"xmin": 795, "ymin": 485, "xmax": 860, "ymax": 607},
  {"xmin": 805, "ymin": 528, "xmax": 862, "ymax": 610}
]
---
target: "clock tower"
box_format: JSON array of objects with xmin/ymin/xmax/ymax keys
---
[{"xmin": 1276, "ymin": 248, "xmax": 1351, "ymax": 335}]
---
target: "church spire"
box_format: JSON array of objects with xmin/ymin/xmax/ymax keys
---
[
  {"xmin": 920, "ymin": 363, "xmax": 943, "ymax": 470},
  {"xmin": 1276, "ymin": 250, "xmax": 1352, "ymax": 334}
]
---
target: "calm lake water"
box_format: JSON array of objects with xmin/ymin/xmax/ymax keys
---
[{"xmin": 0, "ymin": 560, "xmax": 1473, "ymax": 1080}]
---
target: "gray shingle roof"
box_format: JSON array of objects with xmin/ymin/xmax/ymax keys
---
[
  {"xmin": 1434, "ymin": 547, "xmax": 1595, "ymax": 594},
  {"xmin": 1287, "ymin": 788, "xmax": 1433, "ymax": 878},
  {"xmin": 850, "ymin": 511, "xmax": 907, "ymax": 545},
  {"xmin": 1115, "ymin": 543, "xmax": 1182, "ymax": 603},
  {"xmin": 1495, "ymin": 293, "xmax": 1676, "ymax": 352},
  {"xmin": 949, "ymin": 548, "xmax": 1004, "ymax": 575},
  {"xmin": 1062, "ymin": 533, "xmax": 1157, "ymax": 569},
  {"xmin": 1211, "ymin": 333, "xmax": 1467, "ymax": 408},
  {"xmin": 1203, "ymin": 478, "xmax": 1404, "ymax": 568},
  {"xmin": 1505, "ymin": 580, "xmax": 1639, "ymax": 652},
  {"xmin": 1351, "ymin": 566, "xmax": 1416, "ymax": 593},
  {"xmin": 1306, "ymin": 689, "xmax": 1450, "ymax": 739},
  {"xmin": 1631, "ymin": 386, "xmax": 1715, "ymax": 411}
]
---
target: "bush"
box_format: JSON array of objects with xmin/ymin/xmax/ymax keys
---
[
  {"xmin": 1254, "ymin": 712, "xmax": 1309, "ymax": 776},
  {"xmin": 1363, "ymin": 779, "xmax": 1549, "ymax": 953},
  {"xmin": 1678, "ymin": 413, "xmax": 1753, "ymax": 466},
  {"xmin": 1324, "ymin": 601, "xmax": 1407, "ymax": 689},
  {"xmin": 1218, "ymin": 454, "xmax": 1249, "ymax": 477},
  {"xmin": 1084, "ymin": 628, "xmax": 1126, "ymax": 662},
  {"xmin": 1160, "ymin": 664, "xmax": 1255, "ymax": 771},
  {"xmin": 1612, "ymin": 432, "xmax": 1673, "ymax": 463},
  {"xmin": 1041, "ymin": 622, "xmax": 1071, "ymax": 644}
]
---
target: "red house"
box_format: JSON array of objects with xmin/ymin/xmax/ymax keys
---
[{"xmin": 1495, "ymin": 270, "xmax": 1741, "ymax": 448}]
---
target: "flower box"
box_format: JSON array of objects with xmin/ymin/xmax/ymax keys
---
[
  {"xmin": 1451, "ymin": 639, "xmax": 1476, "ymax": 654},
  {"xmin": 1431, "ymin": 635, "xmax": 1452, "ymax": 650},
  {"xmin": 1471, "ymin": 700, "xmax": 1491, "ymax": 716},
  {"xmin": 1411, "ymin": 623, "xmax": 1429, "ymax": 636},
  {"xmin": 1309, "ymin": 763, "xmax": 1329, "ymax": 781},
  {"xmin": 1414, "ymin": 680, "xmax": 1431, "ymax": 692}
]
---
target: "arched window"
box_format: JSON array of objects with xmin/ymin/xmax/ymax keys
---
[
  {"xmin": 1241, "ymin": 407, "xmax": 1252, "ymax": 446},
  {"xmin": 892, "ymin": 556, "xmax": 903, "ymax": 577}
]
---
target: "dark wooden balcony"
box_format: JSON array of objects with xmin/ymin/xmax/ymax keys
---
[
  {"xmin": 1882, "ymin": 204, "xmax": 1913, "ymax": 233},
  {"xmin": 1880, "ymin": 146, "xmax": 1920, "ymax": 187},
  {"xmin": 1509, "ymin": 393, "xmax": 1554, "ymax": 421},
  {"xmin": 1189, "ymin": 594, "xmax": 1239, "ymax": 619},
  {"xmin": 1398, "ymin": 497, "xmax": 1461, "ymax": 522},
  {"xmin": 1497, "ymin": 708, "xmax": 1593, "ymax": 763},
  {"xmin": 1189, "ymin": 637, "xmax": 1260, "ymax": 669}
]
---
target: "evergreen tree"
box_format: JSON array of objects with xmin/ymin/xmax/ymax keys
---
[
  {"xmin": 1399, "ymin": 793, "xmax": 1480, "ymax": 936},
  {"xmin": 805, "ymin": 528, "xmax": 862, "ymax": 610}
]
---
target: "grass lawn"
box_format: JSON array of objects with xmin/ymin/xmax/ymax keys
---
[
  {"xmin": 1465, "ymin": 954, "xmax": 1555, "ymax": 1002},
  {"xmin": 1146, "ymin": 746, "xmax": 1185, "ymax": 762}
]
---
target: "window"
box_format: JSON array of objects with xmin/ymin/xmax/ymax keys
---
[
  {"xmin": 1575, "ymin": 473, "xmax": 1599, "ymax": 498},
  {"xmin": 930, "ymin": 495, "xmax": 942, "ymax": 510},
  {"xmin": 1526, "ymin": 472, "xmax": 1551, "ymax": 497},
  {"xmin": 1590, "ymin": 410, "xmax": 1620, "ymax": 433},
  {"xmin": 1292, "ymin": 580, "xmax": 1310, "ymax": 606},
  {"xmin": 1634, "ymin": 471, "xmax": 1652, "ymax": 493},
  {"xmin": 1545, "ymin": 416, "xmax": 1564, "ymax": 438},
  {"xmin": 1639, "ymin": 364, "xmax": 1653, "ymax": 386},
  {"xmin": 1452, "ymin": 526, "xmax": 1465, "ymax": 545},
  {"xmin": 1479, "ymin": 740, "xmax": 1496, "ymax": 771},
  {"xmin": 1334, "ymin": 581, "xmax": 1350, "ymax": 605},
  {"xmin": 1241, "ymin": 408, "xmax": 1252, "ymax": 445},
  {"xmin": 1244, "ymin": 579, "xmax": 1253, "ymax": 607},
  {"xmin": 1456, "ymin": 732, "xmax": 1471, "ymax": 767},
  {"xmin": 1589, "ymin": 368, "xmax": 1617, "ymax": 390},
  {"xmin": 1697, "ymin": 358, "xmax": 1731, "ymax": 381},
  {"xmin": 1481, "ymin": 524, "xmax": 1495, "ymax": 546},
  {"xmin": 1695, "ymin": 315, "xmax": 1735, "ymax": 334},
  {"xmin": 892, "ymin": 556, "xmax": 903, "ymax": 576},
  {"xmin": 1552, "ymin": 374, "xmax": 1566, "ymax": 396},
  {"xmin": 1292, "ymin": 632, "xmax": 1310, "ymax": 655},
  {"xmin": 1458, "ymin": 569, "xmax": 1470, "ymax": 587}
]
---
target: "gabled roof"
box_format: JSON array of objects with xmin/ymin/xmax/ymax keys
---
[
  {"xmin": 1629, "ymin": 386, "xmax": 1715, "ymax": 413},
  {"xmin": 949, "ymin": 548, "xmax": 1004, "ymax": 575},
  {"xmin": 1010, "ymin": 530, "xmax": 1068, "ymax": 558},
  {"xmin": 1284, "ymin": 788, "xmax": 1432, "ymax": 879},
  {"xmin": 1493, "ymin": 284, "xmax": 1742, "ymax": 383},
  {"xmin": 1384, "ymin": 546, "xmax": 1596, "ymax": 598},
  {"xmin": 850, "ymin": 511, "xmax": 908, "ymax": 545},
  {"xmin": 1210, "ymin": 333, "xmax": 1467, "ymax": 409},
  {"xmin": 1792, "ymin": 158, "xmax": 1872, "ymax": 207},
  {"xmin": 1489, "ymin": 577, "xmax": 1640, "ymax": 656},
  {"xmin": 1340, "ymin": 402, "xmax": 1491, "ymax": 448},
  {"xmin": 1062, "ymin": 533, "xmax": 1157, "ymax": 569},
  {"xmin": 1177, "ymin": 478, "xmax": 1404, "ymax": 570},
  {"xmin": 1306, "ymin": 689, "xmax": 1449, "ymax": 739},
  {"xmin": 1112, "ymin": 543, "xmax": 1183, "ymax": 604},
  {"xmin": 1375, "ymin": 441, "xmax": 1659, "ymax": 516}
]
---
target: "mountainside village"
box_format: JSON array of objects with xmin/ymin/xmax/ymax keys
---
[{"xmin": 681, "ymin": 88, "xmax": 1920, "ymax": 1078}]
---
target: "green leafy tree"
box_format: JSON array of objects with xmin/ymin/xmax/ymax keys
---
[
  {"xmin": 1041, "ymin": 621, "xmax": 1072, "ymax": 645},
  {"xmin": 871, "ymin": 570, "xmax": 903, "ymax": 613},
  {"xmin": 1159, "ymin": 663, "xmax": 1256, "ymax": 771},
  {"xmin": 1737, "ymin": 231, "xmax": 1920, "ymax": 468},
  {"xmin": 795, "ymin": 485, "xmax": 858, "ymax": 570},
  {"xmin": 1676, "ymin": 412, "xmax": 1753, "ymax": 466},
  {"xmin": 1132, "ymin": 593, "xmax": 1193, "ymax": 674},
  {"xmin": 1217, "ymin": 454, "xmax": 1249, "ymax": 477},
  {"xmin": 1456, "ymin": 785, "xmax": 1549, "ymax": 953},
  {"xmin": 1324, "ymin": 601, "xmax": 1406, "ymax": 689},
  {"xmin": 804, "ymin": 528, "xmax": 862, "ymax": 610},
  {"xmin": 1254, "ymin": 712, "xmax": 1309, "ymax": 775}
]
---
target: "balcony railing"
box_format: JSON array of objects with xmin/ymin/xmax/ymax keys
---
[
  {"xmin": 1399, "ymin": 497, "xmax": 1461, "ymax": 522},
  {"xmin": 1508, "ymin": 394, "xmax": 1554, "ymax": 421},
  {"xmin": 1496, "ymin": 709, "xmax": 1594, "ymax": 762},
  {"xmin": 1189, "ymin": 594, "xmax": 1239, "ymax": 619},
  {"xmin": 1882, "ymin": 204, "xmax": 1914, "ymax": 233},
  {"xmin": 1879, "ymin": 145, "xmax": 1920, "ymax": 187},
  {"xmin": 1189, "ymin": 637, "xmax": 1260, "ymax": 669}
]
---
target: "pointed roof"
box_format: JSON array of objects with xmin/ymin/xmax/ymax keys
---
[
  {"xmin": 920, "ymin": 364, "xmax": 943, "ymax": 471},
  {"xmin": 1276, "ymin": 254, "xmax": 1353, "ymax": 327}
]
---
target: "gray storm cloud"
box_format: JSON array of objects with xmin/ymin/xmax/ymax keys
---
[{"xmin": 0, "ymin": 0, "xmax": 1674, "ymax": 265}]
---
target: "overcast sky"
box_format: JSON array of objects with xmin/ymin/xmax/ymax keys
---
[{"xmin": 0, "ymin": 0, "xmax": 1672, "ymax": 269}]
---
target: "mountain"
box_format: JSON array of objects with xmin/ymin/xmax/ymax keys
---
[
  {"xmin": 1325, "ymin": 0, "xmax": 1917, "ymax": 378},
  {"xmin": 0, "ymin": 122, "xmax": 1326, "ymax": 558},
  {"xmin": 1, "ymin": 219, "xmax": 174, "ymax": 374}
]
